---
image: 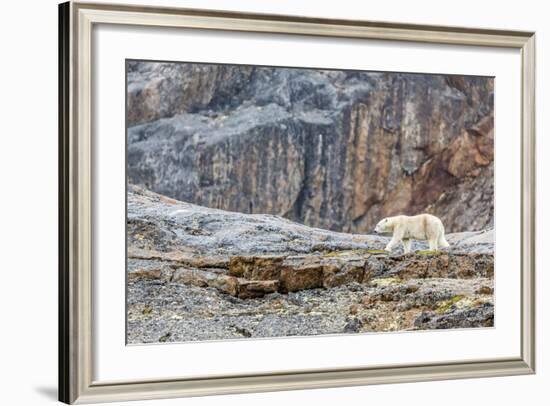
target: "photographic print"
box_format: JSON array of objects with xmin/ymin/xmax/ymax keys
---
[{"xmin": 126, "ymin": 60, "xmax": 494, "ymax": 344}]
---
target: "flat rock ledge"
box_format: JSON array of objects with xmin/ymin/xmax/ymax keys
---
[{"xmin": 129, "ymin": 250, "xmax": 493, "ymax": 299}]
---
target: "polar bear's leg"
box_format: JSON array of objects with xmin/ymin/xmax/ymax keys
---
[
  {"xmin": 385, "ymin": 237, "xmax": 401, "ymax": 252},
  {"xmin": 434, "ymin": 220, "xmax": 450, "ymax": 249},
  {"xmin": 428, "ymin": 238, "xmax": 438, "ymax": 251},
  {"xmin": 402, "ymin": 239, "xmax": 412, "ymax": 254},
  {"xmin": 385, "ymin": 227, "xmax": 404, "ymax": 252},
  {"xmin": 438, "ymin": 235, "xmax": 450, "ymax": 248}
]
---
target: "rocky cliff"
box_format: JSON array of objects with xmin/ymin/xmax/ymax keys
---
[
  {"xmin": 127, "ymin": 186, "xmax": 494, "ymax": 343},
  {"xmin": 127, "ymin": 61, "xmax": 494, "ymax": 234}
]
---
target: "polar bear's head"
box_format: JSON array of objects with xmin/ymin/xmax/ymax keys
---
[{"xmin": 374, "ymin": 217, "xmax": 393, "ymax": 234}]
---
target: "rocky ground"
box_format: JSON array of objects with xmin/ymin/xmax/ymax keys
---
[{"xmin": 127, "ymin": 186, "xmax": 494, "ymax": 344}]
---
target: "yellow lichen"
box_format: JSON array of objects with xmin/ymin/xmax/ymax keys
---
[
  {"xmin": 416, "ymin": 250, "xmax": 442, "ymax": 256},
  {"xmin": 322, "ymin": 248, "xmax": 388, "ymax": 257},
  {"xmin": 366, "ymin": 249, "xmax": 388, "ymax": 254},
  {"xmin": 436, "ymin": 295, "xmax": 464, "ymax": 314}
]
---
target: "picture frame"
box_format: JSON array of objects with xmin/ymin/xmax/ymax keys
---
[{"xmin": 58, "ymin": 1, "xmax": 536, "ymax": 404}]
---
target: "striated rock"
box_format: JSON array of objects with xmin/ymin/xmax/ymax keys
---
[
  {"xmin": 127, "ymin": 62, "xmax": 494, "ymax": 234},
  {"xmin": 236, "ymin": 279, "xmax": 279, "ymax": 299},
  {"xmin": 279, "ymin": 263, "xmax": 325, "ymax": 292},
  {"xmin": 365, "ymin": 252, "xmax": 494, "ymax": 280},
  {"xmin": 127, "ymin": 260, "xmax": 173, "ymax": 282},
  {"xmin": 127, "ymin": 186, "xmax": 494, "ymax": 299},
  {"xmin": 132, "ymin": 249, "xmax": 493, "ymax": 299},
  {"xmin": 228, "ymin": 256, "xmax": 285, "ymax": 279},
  {"xmin": 169, "ymin": 267, "xmax": 280, "ymax": 299},
  {"xmin": 224, "ymin": 251, "xmax": 493, "ymax": 296},
  {"xmin": 172, "ymin": 268, "xmax": 239, "ymax": 297},
  {"xmin": 127, "ymin": 61, "xmax": 254, "ymax": 126},
  {"xmin": 128, "ymin": 62, "xmax": 494, "ymax": 232},
  {"xmin": 126, "ymin": 187, "xmax": 494, "ymax": 342},
  {"xmin": 129, "ymin": 247, "xmax": 229, "ymax": 268},
  {"xmin": 127, "ymin": 267, "xmax": 163, "ymax": 281},
  {"xmin": 226, "ymin": 253, "xmax": 367, "ymax": 293},
  {"xmin": 323, "ymin": 263, "xmax": 365, "ymax": 289}
]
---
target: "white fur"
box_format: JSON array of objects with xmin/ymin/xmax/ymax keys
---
[{"xmin": 374, "ymin": 214, "xmax": 450, "ymax": 254}]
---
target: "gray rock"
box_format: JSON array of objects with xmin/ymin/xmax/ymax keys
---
[
  {"xmin": 127, "ymin": 62, "xmax": 494, "ymax": 234},
  {"xmin": 126, "ymin": 187, "xmax": 494, "ymax": 343},
  {"xmin": 414, "ymin": 302, "xmax": 494, "ymax": 330},
  {"xmin": 343, "ymin": 318, "xmax": 364, "ymax": 333}
]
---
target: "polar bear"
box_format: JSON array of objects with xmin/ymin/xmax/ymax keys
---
[{"xmin": 374, "ymin": 214, "xmax": 450, "ymax": 254}]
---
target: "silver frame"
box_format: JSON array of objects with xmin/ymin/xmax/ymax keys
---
[{"xmin": 58, "ymin": 1, "xmax": 536, "ymax": 403}]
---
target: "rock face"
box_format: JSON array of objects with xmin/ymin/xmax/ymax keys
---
[
  {"xmin": 127, "ymin": 61, "xmax": 494, "ymax": 233},
  {"xmin": 127, "ymin": 186, "xmax": 494, "ymax": 343}
]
